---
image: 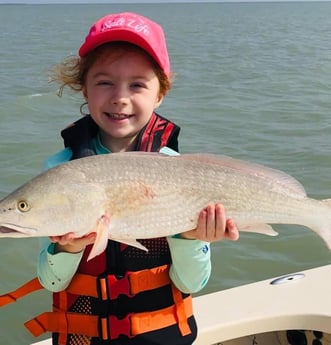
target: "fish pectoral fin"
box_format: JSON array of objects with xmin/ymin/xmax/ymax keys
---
[
  {"xmin": 87, "ymin": 214, "xmax": 111, "ymax": 261},
  {"xmin": 110, "ymin": 237, "xmax": 149, "ymax": 252},
  {"xmin": 239, "ymin": 223, "xmax": 279, "ymax": 237}
]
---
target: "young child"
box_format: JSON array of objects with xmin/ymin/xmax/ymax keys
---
[{"xmin": 36, "ymin": 12, "xmax": 239, "ymax": 345}]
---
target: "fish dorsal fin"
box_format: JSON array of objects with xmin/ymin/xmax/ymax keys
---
[
  {"xmin": 179, "ymin": 154, "xmax": 307, "ymax": 198},
  {"xmin": 106, "ymin": 152, "xmax": 307, "ymax": 198}
]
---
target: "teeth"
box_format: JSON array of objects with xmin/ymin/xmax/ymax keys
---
[{"xmin": 108, "ymin": 113, "xmax": 130, "ymax": 120}]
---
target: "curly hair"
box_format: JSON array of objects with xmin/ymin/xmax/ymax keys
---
[{"xmin": 50, "ymin": 41, "xmax": 173, "ymax": 98}]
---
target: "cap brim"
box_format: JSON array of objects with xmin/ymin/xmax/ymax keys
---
[{"xmin": 79, "ymin": 29, "xmax": 162, "ymax": 69}]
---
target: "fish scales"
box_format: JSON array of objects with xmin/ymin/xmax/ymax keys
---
[{"xmin": 0, "ymin": 152, "xmax": 330, "ymax": 260}]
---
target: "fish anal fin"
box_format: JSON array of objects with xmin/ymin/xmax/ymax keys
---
[
  {"xmin": 239, "ymin": 223, "xmax": 279, "ymax": 237},
  {"xmin": 110, "ymin": 237, "xmax": 149, "ymax": 252}
]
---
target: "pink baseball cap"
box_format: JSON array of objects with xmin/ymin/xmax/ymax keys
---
[{"xmin": 79, "ymin": 12, "xmax": 170, "ymax": 77}]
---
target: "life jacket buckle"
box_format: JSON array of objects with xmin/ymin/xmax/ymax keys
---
[
  {"xmin": 98, "ymin": 314, "xmax": 133, "ymax": 340},
  {"xmin": 97, "ymin": 273, "xmax": 132, "ymax": 301}
]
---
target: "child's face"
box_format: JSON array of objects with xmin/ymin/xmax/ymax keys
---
[{"xmin": 83, "ymin": 48, "xmax": 164, "ymax": 152}]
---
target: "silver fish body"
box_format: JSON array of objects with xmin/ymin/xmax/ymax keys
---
[{"xmin": 0, "ymin": 152, "xmax": 330, "ymax": 260}]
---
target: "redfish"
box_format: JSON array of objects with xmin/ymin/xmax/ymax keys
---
[{"xmin": 0, "ymin": 152, "xmax": 330, "ymax": 260}]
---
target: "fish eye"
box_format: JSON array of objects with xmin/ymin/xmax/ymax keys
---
[{"xmin": 17, "ymin": 200, "xmax": 30, "ymax": 212}]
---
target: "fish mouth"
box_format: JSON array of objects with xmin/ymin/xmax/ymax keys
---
[{"xmin": 0, "ymin": 224, "xmax": 37, "ymax": 237}]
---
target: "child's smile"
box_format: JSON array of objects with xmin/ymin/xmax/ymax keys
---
[{"xmin": 83, "ymin": 48, "xmax": 163, "ymax": 151}]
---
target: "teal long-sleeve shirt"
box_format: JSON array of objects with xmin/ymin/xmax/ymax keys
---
[{"xmin": 37, "ymin": 137, "xmax": 211, "ymax": 294}]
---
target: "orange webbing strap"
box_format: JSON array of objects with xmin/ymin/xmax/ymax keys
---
[
  {"xmin": 131, "ymin": 294, "xmax": 193, "ymax": 337},
  {"xmin": 57, "ymin": 290, "xmax": 69, "ymax": 345},
  {"xmin": 24, "ymin": 297, "xmax": 193, "ymax": 339},
  {"xmin": 24, "ymin": 312, "xmax": 99, "ymax": 338},
  {"xmin": 171, "ymin": 285, "xmax": 192, "ymax": 336},
  {"xmin": 65, "ymin": 273, "xmax": 99, "ymax": 297},
  {"xmin": 0, "ymin": 265, "xmax": 171, "ymax": 307},
  {"xmin": 66, "ymin": 264, "xmax": 171, "ymax": 299},
  {"xmin": 129, "ymin": 264, "xmax": 171, "ymax": 295},
  {"xmin": 0, "ymin": 277, "xmax": 44, "ymax": 307}
]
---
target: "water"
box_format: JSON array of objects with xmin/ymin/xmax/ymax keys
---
[{"xmin": 1, "ymin": 2, "xmax": 331, "ymax": 344}]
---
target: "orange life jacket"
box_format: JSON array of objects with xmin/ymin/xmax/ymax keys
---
[
  {"xmin": 0, "ymin": 260, "xmax": 194, "ymax": 343},
  {"xmin": 0, "ymin": 113, "xmax": 198, "ymax": 345}
]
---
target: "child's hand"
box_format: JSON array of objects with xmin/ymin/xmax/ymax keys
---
[
  {"xmin": 181, "ymin": 203, "xmax": 239, "ymax": 242},
  {"xmin": 50, "ymin": 232, "xmax": 97, "ymax": 254}
]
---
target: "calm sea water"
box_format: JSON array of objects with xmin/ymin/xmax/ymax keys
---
[{"xmin": 1, "ymin": 2, "xmax": 331, "ymax": 344}]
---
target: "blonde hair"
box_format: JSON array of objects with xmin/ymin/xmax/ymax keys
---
[{"xmin": 51, "ymin": 42, "xmax": 173, "ymax": 98}]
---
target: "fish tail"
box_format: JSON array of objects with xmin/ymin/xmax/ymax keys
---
[
  {"xmin": 314, "ymin": 198, "xmax": 331, "ymax": 250},
  {"xmin": 314, "ymin": 226, "xmax": 331, "ymax": 250},
  {"xmin": 322, "ymin": 198, "xmax": 331, "ymax": 207}
]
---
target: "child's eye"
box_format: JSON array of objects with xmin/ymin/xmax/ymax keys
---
[
  {"xmin": 131, "ymin": 82, "xmax": 145, "ymax": 89},
  {"xmin": 96, "ymin": 80, "xmax": 113, "ymax": 86}
]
